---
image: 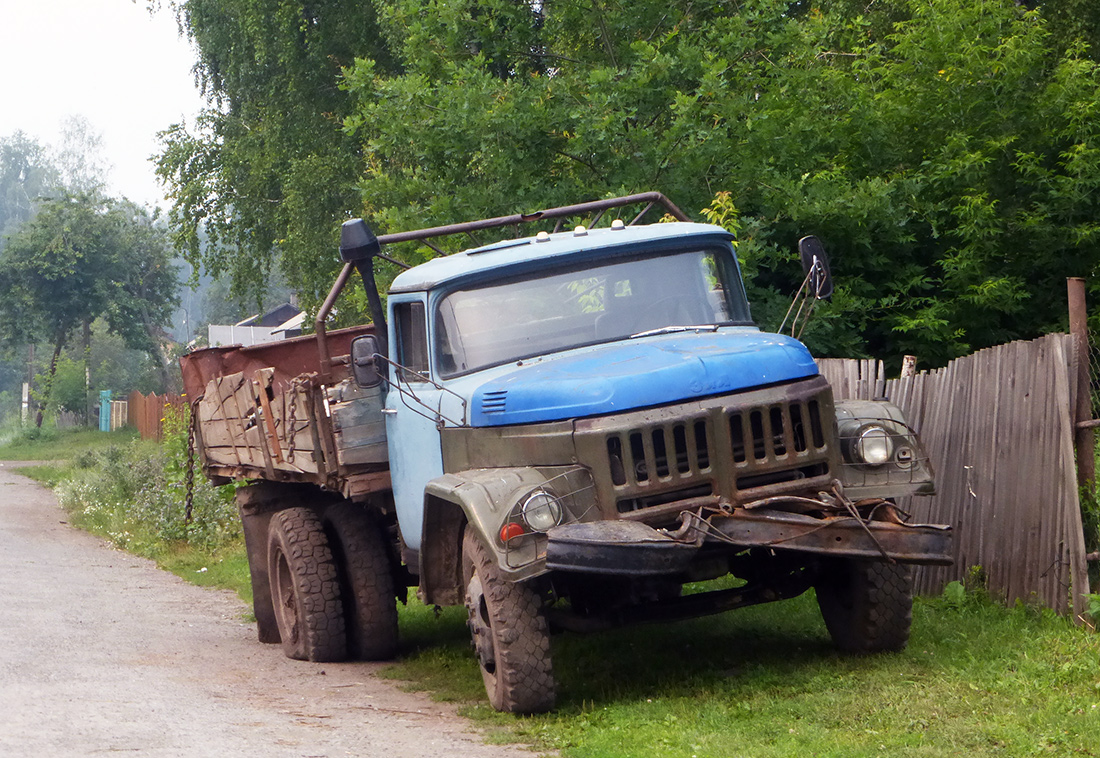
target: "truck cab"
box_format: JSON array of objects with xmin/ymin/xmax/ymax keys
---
[{"xmin": 345, "ymin": 202, "xmax": 947, "ymax": 712}]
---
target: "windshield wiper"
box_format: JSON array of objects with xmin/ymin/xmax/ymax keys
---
[{"xmin": 629, "ymin": 324, "xmax": 720, "ymax": 339}]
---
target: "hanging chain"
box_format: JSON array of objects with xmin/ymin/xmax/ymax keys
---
[
  {"xmin": 184, "ymin": 400, "xmax": 197, "ymax": 524},
  {"xmin": 286, "ymin": 378, "xmax": 299, "ymax": 463}
]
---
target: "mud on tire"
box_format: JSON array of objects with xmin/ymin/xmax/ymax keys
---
[
  {"xmin": 323, "ymin": 503, "xmax": 399, "ymax": 661},
  {"xmin": 815, "ymin": 558, "xmax": 913, "ymax": 654},
  {"xmin": 462, "ymin": 526, "xmax": 555, "ymax": 713},
  {"xmin": 267, "ymin": 507, "xmax": 347, "ymax": 662}
]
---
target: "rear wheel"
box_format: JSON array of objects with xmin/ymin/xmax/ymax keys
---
[
  {"xmin": 462, "ymin": 526, "xmax": 555, "ymax": 713},
  {"xmin": 323, "ymin": 503, "xmax": 399, "ymax": 661},
  {"xmin": 816, "ymin": 558, "xmax": 912, "ymax": 653},
  {"xmin": 267, "ymin": 507, "xmax": 347, "ymax": 662}
]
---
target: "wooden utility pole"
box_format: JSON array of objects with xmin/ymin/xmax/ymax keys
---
[
  {"xmin": 1067, "ymin": 278, "xmax": 1094, "ymax": 487},
  {"xmin": 900, "ymin": 355, "xmax": 917, "ymax": 378}
]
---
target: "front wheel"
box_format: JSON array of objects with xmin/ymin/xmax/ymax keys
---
[
  {"xmin": 462, "ymin": 526, "xmax": 555, "ymax": 713},
  {"xmin": 815, "ymin": 558, "xmax": 912, "ymax": 653}
]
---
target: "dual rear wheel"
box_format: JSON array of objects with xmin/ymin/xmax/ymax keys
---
[{"xmin": 266, "ymin": 505, "xmax": 398, "ymax": 663}]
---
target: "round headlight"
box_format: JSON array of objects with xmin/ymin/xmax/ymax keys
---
[
  {"xmin": 521, "ymin": 490, "xmax": 564, "ymax": 532},
  {"xmin": 856, "ymin": 425, "xmax": 894, "ymax": 466}
]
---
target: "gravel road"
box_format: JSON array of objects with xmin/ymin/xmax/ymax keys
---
[{"xmin": 0, "ymin": 462, "xmax": 535, "ymax": 758}]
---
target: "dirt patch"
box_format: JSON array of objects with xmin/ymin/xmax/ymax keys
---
[{"xmin": 0, "ymin": 464, "xmax": 537, "ymax": 757}]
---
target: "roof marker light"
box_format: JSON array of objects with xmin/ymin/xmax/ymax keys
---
[
  {"xmin": 611, "ymin": 219, "xmax": 625, "ymax": 230},
  {"xmin": 535, "ymin": 231, "xmax": 551, "ymax": 242},
  {"xmin": 574, "ymin": 225, "xmax": 588, "ymax": 237}
]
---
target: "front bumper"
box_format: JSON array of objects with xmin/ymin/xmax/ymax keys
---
[{"xmin": 545, "ymin": 508, "xmax": 953, "ymax": 576}]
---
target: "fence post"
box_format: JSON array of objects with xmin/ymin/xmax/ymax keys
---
[
  {"xmin": 98, "ymin": 390, "xmax": 112, "ymax": 432},
  {"xmin": 901, "ymin": 355, "xmax": 917, "ymax": 378},
  {"xmin": 1068, "ymin": 277, "xmax": 1094, "ymax": 488}
]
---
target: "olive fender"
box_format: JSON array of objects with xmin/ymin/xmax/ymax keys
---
[{"xmin": 418, "ymin": 468, "xmax": 579, "ymax": 605}]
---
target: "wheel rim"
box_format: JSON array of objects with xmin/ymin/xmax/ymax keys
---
[
  {"xmin": 272, "ymin": 546, "xmax": 300, "ymax": 646},
  {"xmin": 465, "ymin": 573, "xmax": 498, "ymax": 677}
]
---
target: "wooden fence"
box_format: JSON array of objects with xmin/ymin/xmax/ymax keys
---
[
  {"xmin": 820, "ymin": 333, "xmax": 1091, "ymax": 618},
  {"xmin": 126, "ymin": 391, "xmax": 185, "ymax": 441}
]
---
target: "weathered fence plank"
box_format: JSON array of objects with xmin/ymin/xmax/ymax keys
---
[
  {"xmin": 820, "ymin": 333, "xmax": 1090, "ymax": 617},
  {"xmin": 126, "ymin": 391, "xmax": 184, "ymax": 441}
]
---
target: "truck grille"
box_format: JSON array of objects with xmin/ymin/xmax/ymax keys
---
[
  {"xmin": 574, "ymin": 376, "xmax": 837, "ymax": 517},
  {"xmin": 606, "ymin": 419, "xmax": 710, "ymax": 485}
]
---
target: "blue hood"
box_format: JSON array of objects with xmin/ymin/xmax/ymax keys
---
[{"xmin": 468, "ymin": 330, "xmax": 819, "ymax": 427}]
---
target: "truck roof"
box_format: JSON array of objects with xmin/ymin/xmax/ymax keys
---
[{"xmin": 388, "ymin": 221, "xmax": 733, "ymax": 294}]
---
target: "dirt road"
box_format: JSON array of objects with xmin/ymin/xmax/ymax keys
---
[{"xmin": 0, "ymin": 463, "xmax": 534, "ymax": 758}]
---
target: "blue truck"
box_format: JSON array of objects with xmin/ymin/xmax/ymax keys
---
[{"xmin": 180, "ymin": 193, "xmax": 951, "ymax": 713}]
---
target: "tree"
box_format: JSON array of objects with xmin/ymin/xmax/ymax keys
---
[
  {"xmin": 0, "ymin": 193, "xmax": 180, "ymax": 425},
  {"xmin": 340, "ymin": 0, "xmax": 1100, "ymax": 365},
  {"xmin": 54, "ymin": 116, "xmax": 112, "ymax": 196},
  {"xmin": 159, "ymin": 0, "xmax": 1100, "ymax": 366},
  {"xmin": 155, "ymin": 0, "xmax": 398, "ymax": 312},
  {"xmin": 0, "ymin": 131, "xmax": 59, "ymax": 251}
]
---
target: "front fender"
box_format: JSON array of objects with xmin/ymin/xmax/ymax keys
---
[{"xmin": 418, "ymin": 466, "xmax": 595, "ymax": 605}]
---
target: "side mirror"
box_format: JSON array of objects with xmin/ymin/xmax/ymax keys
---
[
  {"xmin": 798, "ymin": 235, "xmax": 834, "ymax": 300},
  {"xmin": 350, "ymin": 334, "xmax": 383, "ymax": 388}
]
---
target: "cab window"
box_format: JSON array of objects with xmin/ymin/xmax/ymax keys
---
[{"xmin": 393, "ymin": 301, "xmax": 429, "ymax": 382}]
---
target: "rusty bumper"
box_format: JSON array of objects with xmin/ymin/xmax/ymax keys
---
[
  {"xmin": 545, "ymin": 508, "xmax": 952, "ymax": 576},
  {"xmin": 707, "ymin": 509, "xmax": 953, "ymax": 566}
]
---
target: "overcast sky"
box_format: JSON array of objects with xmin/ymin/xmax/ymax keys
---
[{"xmin": 0, "ymin": 0, "xmax": 206, "ymax": 209}]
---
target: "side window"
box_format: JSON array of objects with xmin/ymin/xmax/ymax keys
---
[{"xmin": 393, "ymin": 301, "xmax": 429, "ymax": 382}]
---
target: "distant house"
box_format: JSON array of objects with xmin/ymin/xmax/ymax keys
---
[{"xmin": 208, "ymin": 303, "xmax": 304, "ymax": 347}]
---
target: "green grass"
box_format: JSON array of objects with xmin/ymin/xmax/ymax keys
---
[
  {"xmin": 158, "ymin": 542, "xmax": 253, "ymax": 605},
  {"xmin": 6, "ymin": 429, "xmax": 1099, "ymax": 756},
  {"xmin": 385, "ymin": 591, "xmax": 1100, "ymax": 757},
  {"xmin": 0, "ymin": 425, "xmax": 137, "ymax": 461}
]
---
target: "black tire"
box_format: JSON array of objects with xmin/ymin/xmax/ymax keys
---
[
  {"xmin": 462, "ymin": 526, "xmax": 555, "ymax": 713},
  {"xmin": 323, "ymin": 503, "xmax": 399, "ymax": 661},
  {"xmin": 267, "ymin": 507, "xmax": 347, "ymax": 662},
  {"xmin": 816, "ymin": 558, "xmax": 913, "ymax": 653}
]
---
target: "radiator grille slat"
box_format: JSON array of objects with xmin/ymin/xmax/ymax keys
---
[{"xmin": 606, "ymin": 395, "xmax": 831, "ymax": 498}]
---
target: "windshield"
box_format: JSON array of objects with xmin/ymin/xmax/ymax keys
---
[{"xmin": 434, "ymin": 247, "xmax": 751, "ymax": 377}]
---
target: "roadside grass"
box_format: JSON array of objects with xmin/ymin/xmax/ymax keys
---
[
  {"xmin": 6, "ymin": 428, "xmax": 1099, "ymax": 756},
  {"xmin": 387, "ymin": 589, "xmax": 1100, "ymax": 757},
  {"xmin": 0, "ymin": 425, "xmax": 136, "ymax": 472}
]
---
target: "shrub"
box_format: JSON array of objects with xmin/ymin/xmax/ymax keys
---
[{"xmin": 55, "ymin": 406, "xmax": 239, "ymax": 557}]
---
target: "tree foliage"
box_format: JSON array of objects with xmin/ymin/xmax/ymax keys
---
[
  {"xmin": 0, "ymin": 132, "xmax": 59, "ymax": 252},
  {"xmin": 156, "ymin": 0, "xmax": 397, "ymax": 310},
  {"xmin": 159, "ymin": 0, "xmax": 1100, "ymax": 366},
  {"xmin": 0, "ymin": 194, "xmax": 180, "ymax": 422},
  {"xmin": 343, "ymin": 0, "xmax": 1100, "ymax": 364}
]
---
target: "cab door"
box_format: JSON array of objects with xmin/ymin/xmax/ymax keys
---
[{"xmin": 384, "ymin": 295, "xmax": 445, "ymax": 552}]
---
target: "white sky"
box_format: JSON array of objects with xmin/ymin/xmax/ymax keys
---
[{"xmin": 0, "ymin": 0, "xmax": 207, "ymax": 209}]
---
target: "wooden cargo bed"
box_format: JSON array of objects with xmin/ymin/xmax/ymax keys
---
[{"xmin": 179, "ymin": 325, "xmax": 391, "ymax": 500}]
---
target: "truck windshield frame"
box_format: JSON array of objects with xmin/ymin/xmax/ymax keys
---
[{"xmin": 434, "ymin": 246, "xmax": 752, "ymax": 378}]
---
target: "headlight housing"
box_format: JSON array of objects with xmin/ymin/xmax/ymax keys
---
[
  {"xmin": 854, "ymin": 424, "xmax": 894, "ymax": 466},
  {"xmin": 834, "ymin": 399, "xmax": 935, "ymax": 499},
  {"xmin": 520, "ymin": 489, "xmax": 564, "ymax": 532}
]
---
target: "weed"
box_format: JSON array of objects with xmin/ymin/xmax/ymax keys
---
[{"xmin": 1086, "ymin": 594, "xmax": 1100, "ymax": 625}]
